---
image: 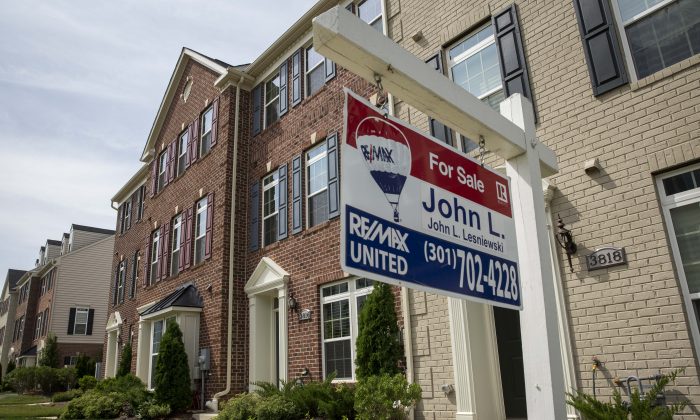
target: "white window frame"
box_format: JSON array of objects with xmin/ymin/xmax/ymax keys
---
[
  {"xmin": 177, "ymin": 131, "xmax": 188, "ymax": 177},
  {"xmin": 148, "ymin": 316, "xmax": 177, "ymax": 389},
  {"xmin": 305, "ymin": 45, "xmax": 326, "ymax": 97},
  {"xmin": 262, "ymin": 172, "xmax": 279, "ymax": 246},
  {"xmin": 122, "ymin": 200, "xmax": 131, "ymax": 232},
  {"xmin": 358, "ymin": 0, "xmax": 383, "ymax": 30},
  {"xmin": 200, "ymin": 106, "xmax": 214, "ymax": 157},
  {"xmin": 264, "ymin": 71, "xmax": 281, "ymax": 128},
  {"xmin": 656, "ymin": 162, "xmax": 700, "ymax": 354},
  {"xmin": 117, "ymin": 261, "xmax": 125, "ymax": 304},
  {"xmin": 194, "ymin": 197, "xmax": 208, "ymax": 265},
  {"xmin": 73, "ymin": 307, "xmax": 89, "ymax": 335},
  {"xmin": 137, "ymin": 185, "xmax": 145, "ymax": 221},
  {"xmin": 150, "ymin": 230, "xmax": 160, "ymax": 284},
  {"xmin": 35, "ymin": 314, "xmax": 42, "ymax": 340},
  {"xmin": 130, "ymin": 252, "xmax": 139, "ymax": 299},
  {"xmin": 171, "ymin": 214, "xmax": 182, "ymax": 276},
  {"xmin": 320, "ymin": 277, "xmax": 374, "ymax": 381},
  {"xmin": 157, "ymin": 151, "xmax": 167, "ymax": 192},
  {"xmin": 306, "ymin": 143, "xmax": 329, "ymax": 228},
  {"xmin": 611, "ymin": 0, "xmax": 694, "ymax": 82}
]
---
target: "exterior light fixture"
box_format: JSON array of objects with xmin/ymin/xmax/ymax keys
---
[
  {"xmin": 288, "ymin": 294, "xmax": 298, "ymax": 312},
  {"xmin": 554, "ymin": 215, "xmax": 577, "ymax": 272}
]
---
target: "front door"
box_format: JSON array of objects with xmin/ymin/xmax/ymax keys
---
[{"xmin": 494, "ymin": 306, "xmax": 527, "ymax": 419}]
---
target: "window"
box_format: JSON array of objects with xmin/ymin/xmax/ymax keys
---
[
  {"xmin": 177, "ymin": 131, "xmax": 188, "ymax": 177},
  {"xmin": 321, "ymin": 278, "xmax": 374, "ymax": 380},
  {"xmin": 306, "ymin": 143, "xmax": 329, "ymax": 227},
  {"xmin": 200, "ymin": 106, "xmax": 214, "ymax": 156},
  {"xmin": 73, "ymin": 308, "xmax": 89, "ymax": 335},
  {"xmin": 613, "ymin": 0, "xmax": 699, "ymax": 79},
  {"xmin": 121, "ymin": 200, "xmax": 132, "ymax": 233},
  {"xmin": 47, "ymin": 270, "xmax": 53, "ymax": 292},
  {"xmin": 359, "ymin": 0, "xmax": 383, "ymax": 32},
  {"xmin": 171, "ymin": 214, "xmax": 182, "ymax": 276},
  {"xmin": 35, "ymin": 314, "xmax": 42, "ymax": 340},
  {"xmin": 41, "ymin": 308, "xmax": 49, "ymax": 337},
  {"xmin": 157, "ymin": 151, "xmax": 167, "ymax": 193},
  {"xmin": 150, "ymin": 229, "xmax": 160, "ymax": 284},
  {"xmin": 448, "ymin": 23, "xmax": 505, "ymax": 111},
  {"xmin": 305, "ymin": 46, "xmax": 326, "ymax": 96},
  {"xmin": 116, "ymin": 261, "xmax": 125, "ymax": 305},
  {"xmin": 194, "ymin": 197, "xmax": 208, "ymax": 265},
  {"xmin": 262, "ymin": 172, "xmax": 279, "ymax": 246},
  {"xmin": 658, "ymin": 163, "xmax": 700, "ymax": 352},
  {"xmin": 41, "ymin": 275, "xmax": 47, "ymax": 295},
  {"xmin": 149, "ymin": 316, "xmax": 176, "ymax": 388},
  {"xmin": 265, "ymin": 72, "xmax": 281, "ymax": 127},
  {"xmin": 136, "ymin": 185, "xmax": 146, "ymax": 221},
  {"xmin": 130, "ymin": 252, "xmax": 139, "ymax": 299}
]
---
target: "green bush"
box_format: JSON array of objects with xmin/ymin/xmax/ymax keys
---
[
  {"xmin": 35, "ymin": 366, "xmax": 63, "ymax": 394},
  {"xmin": 354, "ymin": 374, "xmax": 421, "ymax": 420},
  {"xmin": 6, "ymin": 359, "xmax": 16, "ymax": 374},
  {"xmin": 52, "ymin": 388, "xmax": 83, "ymax": 402},
  {"xmin": 56, "ymin": 367, "xmax": 78, "ymax": 390},
  {"xmin": 78, "ymin": 375, "xmax": 97, "ymax": 390},
  {"xmin": 61, "ymin": 374, "xmax": 151, "ymax": 419},
  {"xmin": 566, "ymin": 368, "xmax": 686, "ymax": 420},
  {"xmin": 137, "ymin": 400, "xmax": 171, "ymax": 419},
  {"xmin": 255, "ymin": 394, "xmax": 298, "ymax": 420},
  {"xmin": 39, "ymin": 333, "xmax": 60, "ymax": 368},
  {"xmin": 118, "ymin": 342, "xmax": 133, "ymax": 377},
  {"xmin": 5, "ymin": 367, "xmax": 37, "ymax": 393},
  {"xmin": 217, "ymin": 393, "xmax": 261, "ymax": 420},
  {"xmin": 319, "ymin": 383, "xmax": 356, "ymax": 419},
  {"xmin": 154, "ymin": 322, "xmax": 191, "ymax": 412},
  {"xmin": 355, "ymin": 282, "xmax": 403, "ymax": 379},
  {"xmin": 74, "ymin": 355, "xmax": 95, "ymax": 379}
]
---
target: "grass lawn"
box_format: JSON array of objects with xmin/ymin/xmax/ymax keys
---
[{"xmin": 0, "ymin": 393, "xmax": 65, "ymax": 418}]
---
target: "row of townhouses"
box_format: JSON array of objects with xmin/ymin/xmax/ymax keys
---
[
  {"xmin": 0, "ymin": 225, "xmax": 114, "ymax": 373},
  {"xmin": 0, "ymin": 0, "xmax": 697, "ymax": 418}
]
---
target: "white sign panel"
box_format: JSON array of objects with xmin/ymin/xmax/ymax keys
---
[{"xmin": 340, "ymin": 89, "xmax": 522, "ymax": 309}]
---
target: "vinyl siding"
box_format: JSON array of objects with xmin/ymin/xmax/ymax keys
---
[
  {"xmin": 45, "ymin": 245, "xmax": 61, "ymax": 260},
  {"xmin": 52, "ymin": 235, "xmax": 114, "ymax": 344},
  {"xmin": 70, "ymin": 230, "xmax": 112, "ymax": 253}
]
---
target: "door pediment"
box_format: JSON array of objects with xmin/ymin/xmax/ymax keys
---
[{"xmin": 245, "ymin": 257, "xmax": 290, "ymax": 296}]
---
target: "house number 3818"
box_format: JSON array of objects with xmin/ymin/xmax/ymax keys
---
[{"xmin": 586, "ymin": 247, "xmax": 627, "ymax": 271}]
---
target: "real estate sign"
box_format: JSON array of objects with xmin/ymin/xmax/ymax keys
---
[{"xmin": 340, "ymin": 89, "xmax": 522, "ymax": 310}]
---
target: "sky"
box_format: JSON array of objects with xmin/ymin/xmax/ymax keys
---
[{"xmin": 0, "ymin": 0, "xmax": 317, "ymax": 286}]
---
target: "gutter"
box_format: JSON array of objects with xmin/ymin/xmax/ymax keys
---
[{"xmin": 209, "ymin": 73, "xmax": 245, "ymax": 410}]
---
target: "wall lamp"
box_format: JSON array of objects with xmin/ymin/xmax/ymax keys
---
[
  {"xmin": 288, "ymin": 294, "xmax": 299, "ymax": 312},
  {"xmin": 555, "ymin": 215, "xmax": 577, "ymax": 272}
]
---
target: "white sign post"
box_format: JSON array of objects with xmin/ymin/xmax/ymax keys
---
[{"xmin": 314, "ymin": 7, "xmax": 566, "ymax": 420}]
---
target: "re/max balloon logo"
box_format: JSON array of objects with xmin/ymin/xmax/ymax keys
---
[{"xmin": 360, "ymin": 144, "xmax": 395, "ymax": 163}]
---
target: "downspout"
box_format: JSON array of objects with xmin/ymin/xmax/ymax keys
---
[{"xmin": 209, "ymin": 74, "xmax": 244, "ymax": 410}]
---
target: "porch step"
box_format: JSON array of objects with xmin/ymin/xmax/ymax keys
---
[{"xmin": 191, "ymin": 413, "xmax": 218, "ymax": 420}]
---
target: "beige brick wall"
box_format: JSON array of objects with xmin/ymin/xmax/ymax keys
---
[{"xmin": 390, "ymin": 0, "xmax": 700, "ymax": 417}]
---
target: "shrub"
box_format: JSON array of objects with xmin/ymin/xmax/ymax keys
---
[
  {"xmin": 566, "ymin": 368, "xmax": 686, "ymax": 420},
  {"xmin": 355, "ymin": 282, "xmax": 403, "ymax": 379},
  {"xmin": 74, "ymin": 355, "xmax": 95, "ymax": 379},
  {"xmin": 56, "ymin": 367, "xmax": 78, "ymax": 390},
  {"xmin": 217, "ymin": 392, "xmax": 261, "ymax": 420},
  {"xmin": 5, "ymin": 367, "xmax": 37, "ymax": 393},
  {"xmin": 255, "ymin": 394, "xmax": 298, "ymax": 420},
  {"xmin": 52, "ymin": 389, "xmax": 83, "ymax": 402},
  {"xmin": 137, "ymin": 400, "xmax": 171, "ymax": 419},
  {"xmin": 35, "ymin": 366, "xmax": 63, "ymax": 394},
  {"xmin": 354, "ymin": 374, "xmax": 421, "ymax": 420},
  {"xmin": 61, "ymin": 374, "xmax": 150, "ymax": 419},
  {"xmin": 118, "ymin": 342, "xmax": 133, "ymax": 377},
  {"xmin": 78, "ymin": 375, "xmax": 97, "ymax": 390},
  {"xmin": 6, "ymin": 359, "xmax": 16, "ymax": 374},
  {"xmin": 39, "ymin": 333, "xmax": 60, "ymax": 368},
  {"xmin": 154, "ymin": 322, "xmax": 191, "ymax": 412},
  {"xmin": 319, "ymin": 383, "xmax": 356, "ymax": 419}
]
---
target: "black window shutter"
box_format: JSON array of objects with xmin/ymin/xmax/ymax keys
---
[
  {"xmin": 292, "ymin": 50, "xmax": 302, "ymax": 107},
  {"xmin": 143, "ymin": 234, "xmax": 151, "ymax": 286},
  {"xmin": 185, "ymin": 123, "xmax": 194, "ymax": 168},
  {"xmin": 64, "ymin": 356, "xmax": 70, "ymax": 366},
  {"xmin": 252, "ymin": 84, "xmax": 262, "ymax": 136},
  {"xmin": 86, "ymin": 309, "xmax": 94, "ymax": 335},
  {"xmin": 211, "ymin": 97, "xmax": 219, "ymax": 146},
  {"xmin": 130, "ymin": 253, "xmax": 137, "ymax": 298},
  {"xmin": 117, "ymin": 204, "xmax": 124, "ymax": 234},
  {"xmin": 425, "ymin": 52, "xmax": 453, "ymax": 145},
  {"xmin": 278, "ymin": 164, "xmax": 288, "ymax": 240},
  {"xmin": 67, "ymin": 308, "xmax": 76, "ymax": 335},
  {"xmin": 113, "ymin": 266, "xmax": 119, "ymax": 306},
  {"xmin": 292, "ymin": 155, "xmax": 303, "ymax": 233},
  {"xmin": 150, "ymin": 160, "xmax": 157, "ymax": 197},
  {"xmin": 325, "ymin": 58, "xmax": 336, "ymax": 82},
  {"xmin": 279, "ymin": 60, "xmax": 289, "ymax": 116},
  {"xmin": 249, "ymin": 181, "xmax": 260, "ymax": 251},
  {"xmin": 327, "ymin": 133, "xmax": 340, "ymax": 219},
  {"xmin": 572, "ymin": 0, "xmax": 628, "ymax": 96},
  {"xmin": 493, "ymin": 4, "xmax": 533, "ymax": 101}
]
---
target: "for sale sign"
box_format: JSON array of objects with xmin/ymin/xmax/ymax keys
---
[{"xmin": 340, "ymin": 89, "xmax": 522, "ymax": 310}]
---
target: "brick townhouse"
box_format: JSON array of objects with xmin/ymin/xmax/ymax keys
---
[
  {"xmin": 0, "ymin": 225, "xmax": 114, "ymax": 372},
  {"xmin": 104, "ymin": 0, "xmax": 700, "ymax": 418}
]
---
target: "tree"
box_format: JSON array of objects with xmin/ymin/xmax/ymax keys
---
[
  {"xmin": 154, "ymin": 321, "xmax": 191, "ymax": 412},
  {"xmin": 38, "ymin": 333, "xmax": 60, "ymax": 368},
  {"xmin": 117, "ymin": 342, "xmax": 132, "ymax": 377},
  {"xmin": 355, "ymin": 282, "xmax": 403, "ymax": 379},
  {"xmin": 75, "ymin": 354, "xmax": 95, "ymax": 379}
]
